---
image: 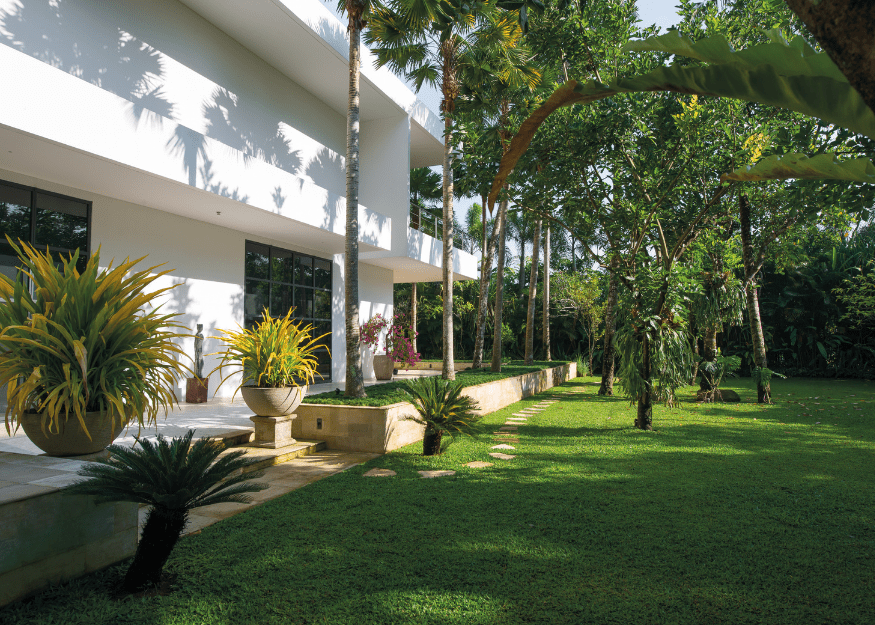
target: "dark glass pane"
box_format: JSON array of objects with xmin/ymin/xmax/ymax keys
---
[
  {"xmin": 313, "ymin": 290, "xmax": 330, "ymax": 320},
  {"xmin": 244, "ymin": 279, "xmax": 269, "ymax": 318},
  {"xmin": 34, "ymin": 209, "xmax": 87, "ymax": 251},
  {"xmin": 270, "ymin": 284, "xmax": 293, "ymax": 318},
  {"xmin": 35, "ymin": 192, "xmax": 87, "ymax": 218},
  {"xmin": 245, "ymin": 242, "xmax": 270, "ymax": 280},
  {"xmin": 0, "ymin": 183, "xmax": 32, "ymax": 245},
  {"xmin": 294, "ymin": 286, "xmax": 313, "ymax": 318},
  {"xmin": 294, "ymin": 255, "xmax": 313, "ymax": 286},
  {"xmin": 271, "ymin": 248, "xmax": 293, "ymax": 284},
  {"xmin": 313, "ymin": 258, "xmax": 331, "ymax": 290},
  {"xmin": 312, "ymin": 321, "xmax": 331, "ymax": 348}
]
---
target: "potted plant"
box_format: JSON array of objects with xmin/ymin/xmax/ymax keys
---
[
  {"xmin": 360, "ymin": 313, "xmax": 420, "ymax": 380},
  {"xmin": 0, "ymin": 239, "xmax": 189, "ymax": 456},
  {"xmin": 403, "ymin": 377, "xmax": 483, "ymax": 456},
  {"xmin": 210, "ymin": 308, "xmax": 326, "ymax": 448}
]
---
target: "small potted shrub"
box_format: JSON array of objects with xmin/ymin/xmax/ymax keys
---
[
  {"xmin": 0, "ymin": 239, "xmax": 189, "ymax": 456},
  {"xmin": 404, "ymin": 376, "xmax": 482, "ymax": 456},
  {"xmin": 210, "ymin": 308, "xmax": 326, "ymax": 447},
  {"xmin": 360, "ymin": 313, "xmax": 420, "ymax": 380}
]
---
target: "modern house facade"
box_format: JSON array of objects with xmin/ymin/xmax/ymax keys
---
[{"xmin": 0, "ymin": 0, "xmax": 477, "ymax": 396}]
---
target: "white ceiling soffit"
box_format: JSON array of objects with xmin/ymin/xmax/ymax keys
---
[
  {"xmin": 177, "ymin": 0, "xmax": 444, "ymax": 140},
  {"xmin": 411, "ymin": 118, "xmax": 445, "ymax": 169}
]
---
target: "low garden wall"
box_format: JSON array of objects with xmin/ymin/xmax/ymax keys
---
[{"xmin": 294, "ymin": 361, "xmax": 576, "ymax": 453}]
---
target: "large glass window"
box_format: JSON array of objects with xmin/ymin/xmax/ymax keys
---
[
  {"xmin": 0, "ymin": 180, "xmax": 91, "ymax": 280},
  {"xmin": 244, "ymin": 241, "xmax": 332, "ymax": 382}
]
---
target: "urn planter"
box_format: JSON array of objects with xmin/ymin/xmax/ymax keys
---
[
  {"xmin": 240, "ymin": 386, "xmax": 305, "ymax": 417},
  {"xmin": 21, "ymin": 408, "xmax": 130, "ymax": 457},
  {"xmin": 372, "ymin": 355, "xmax": 394, "ymax": 380}
]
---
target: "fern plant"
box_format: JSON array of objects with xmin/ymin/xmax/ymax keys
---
[
  {"xmin": 403, "ymin": 377, "xmax": 482, "ymax": 456},
  {"xmin": 210, "ymin": 308, "xmax": 328, "ymax": 395},
  {"xmin": 0, "ymin": 238, "xmax": 189, "ymax": 439},
  {"xmin": 68, "ymin": 430, "xmax": 267, "ymax": 592}
]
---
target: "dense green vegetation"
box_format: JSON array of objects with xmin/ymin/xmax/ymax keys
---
[
  {"xmin": 305, "ymin": 361, "xmax": 557, "ymax": 406},
  {"xmin": 5, "ymin": 376, "xmax": 873, "ymax": 624}
]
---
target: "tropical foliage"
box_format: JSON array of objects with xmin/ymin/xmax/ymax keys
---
[{"xmin": 403, "ymin": 376, "xmax": 482, "ymax": 455}]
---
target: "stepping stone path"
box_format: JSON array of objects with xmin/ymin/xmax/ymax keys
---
[
  {"xmin": 465, "ymin": 461, "xmax": 494, "ymax": 468},
  {"xmin": 513, "ymin": 413, "xmax": 532, "ymax": 417},
  {"xmin": 498, "ymin": 426, "xmax": 517, "ymax": 432},
  {"xmin": 491, "ymin": 444, "xmax": 515, "ymax": 450},
  {"xmin": 418, "ymin": 470, "xmax": 456, "ymax": 478},
  {"xmin": 493, "ymin": 437, "xmax": 519, "ymax": 443},
  {"xmin": 507, "ymin": 418, "xmax": 527, "ymax": 422},
  {"xmin": 489, "ymin": 452, "xmax": 515, "ymax": 460},
  {"xmin": 363, "ymin": 468, "xmax": 396, "ymax": 477}
]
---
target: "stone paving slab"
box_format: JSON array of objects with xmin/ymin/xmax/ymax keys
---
[
  {"xmin": 465, "ymin": 461, "xmax": 493, "ymax": 468},
  {"xmin": 418, "ymin": 470, "xmax": 456, "ymax": 478},
  {"xmin": 512, "ymin": 413, "xmax": 532, "ymax": 417},
  {"xmin": 363, "ymin": 468, "xmax": 396, "ymax": 477},
  {"xmin": 489, "ymin": 452, "xmax": 515, "ymax": 460},
  {"xmin": 491, "ymin": 444, "xmax": 515, "ymax": 450},
  {"xmin": 498, "ymin": 427, "xmax": 517, "ymax": 432}
]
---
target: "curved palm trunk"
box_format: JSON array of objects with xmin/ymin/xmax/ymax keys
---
[
  {"xmin": 491, "ymin": 197, "xmax": 509, "ymax": 372},
  {"xmin": 598, "ymin": 258, "xmax": 619, "ymax": 395},
  {"xmin": 123, "ymin": 506, "xmax": 187, "ymax": 591},
  {"xmin": 473, "ymin": 205, "xmax": 501, "ymax": 368},
  {"xmin": 542, "ymin": 225, "xmax": 551, "ymax": 361},
  {"xmin": 740, "ymin": 194, "xmax": 770, "ymax": 403},
  {"xmin": 345, "ymin": 15, "xmax": 365, "ymax": 398},
  {"xmin": 524, "ymin": 220, "xmax": 542, "ymax": 364},
  {"xmin": 441, "ymin": 110, "xmax": 455, "ymax": 381}
]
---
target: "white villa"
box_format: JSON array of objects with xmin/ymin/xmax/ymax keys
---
[{"xmin": 0, "ymin": 0, "xmax": 477, "ymax": 394}]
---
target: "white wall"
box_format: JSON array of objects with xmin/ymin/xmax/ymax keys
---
[{"xmin": 360, "ymin": 116, "xmax": 411, "ymax": 252}]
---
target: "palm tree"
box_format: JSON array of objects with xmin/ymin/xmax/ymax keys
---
[
  {"xmin": 403, "ymin": 376, "xmax": 482, "ymax": 455},
  {"xmin": 338, "ymin": 0, "xmax": 378, "ymax": 398},
  {"xmin": 69, "ymin": 430, "xmax": 266, "ymax": 592}
]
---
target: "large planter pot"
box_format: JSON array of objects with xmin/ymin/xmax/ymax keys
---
[
  {"xmin": 21, "ymin": 409, "xmax": 130, "ymax": 457},
  {"xmin": 373, "ymin": 355, "xmax": 394, "ymax": 380},
  {"xmin": 241, "ymin": 385, "xmax": 305, "ymax": 417}
]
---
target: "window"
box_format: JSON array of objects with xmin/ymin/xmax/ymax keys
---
[
  {"xmin": 244, "ymin": 241, "xmax": 332, "ymax": 382},
  {"xmin": 0, "ymin": 180, "xmax": 91, "ymax": 282}
]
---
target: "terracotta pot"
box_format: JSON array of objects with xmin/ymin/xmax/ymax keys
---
[
  {"xmin": 21, "ymin": 409, "xmax": 130, "ymax": 457},
  {"xmin": 373, "ymin": 355, "xmax": 394, "ymax": 380},
  {"xmin": 240, "ymin": 386, "xmax": 305, "ymax": 417}
]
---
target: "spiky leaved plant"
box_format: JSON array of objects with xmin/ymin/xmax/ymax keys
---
[
  {"xmin": 403, "ymin": 376, "xmax": 482, "ymax": 456},
  {"xmin": 68, "ymin": 430, "xmax": 267, "ymax": 592}
]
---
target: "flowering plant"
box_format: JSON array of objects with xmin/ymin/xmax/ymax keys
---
[{"xmin": 359, "ymin": 313, "xmax": 420, "ymax": 368}]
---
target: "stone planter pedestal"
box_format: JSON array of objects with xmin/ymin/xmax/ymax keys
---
[{"xmin": 250, "ymin": 414, "xmax": 297, "ymax": 449}]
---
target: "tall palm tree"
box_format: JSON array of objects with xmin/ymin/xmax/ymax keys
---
[{"xmin": 338, "ymin": 0, "xmax": 378, "ymax": 398}]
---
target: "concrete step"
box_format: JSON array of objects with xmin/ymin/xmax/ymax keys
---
[
  {"xmin": 209, "ymin": 429, "xmax": 254, "ymax": 447},
  {"xmin": 228, "ymin": 439, "xmax": 328, "ymax": 473}
]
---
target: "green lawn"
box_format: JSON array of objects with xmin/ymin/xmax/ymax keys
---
[{"xmin": 5, "ymin": 377, "xmax": 874, "ymax": 624}]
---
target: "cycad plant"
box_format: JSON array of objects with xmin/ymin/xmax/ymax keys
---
[
  {"xmin": 68, "ymin": 430, "xmax": 267, "ymax": 592},
  {"xmin": 0, "ymin": 238, "xmax": 188, "ymax": 438},
  {"xmin": 403, "ymin": 376, "xmax": 482, "ymax": 456}
]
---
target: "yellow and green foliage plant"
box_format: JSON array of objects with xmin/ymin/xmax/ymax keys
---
[
  {"xmin": 211, "ymin": 308, "xmax": 328, "ymax": 393},
  {"xmin": 0, "ymin": 238, "xmax": 189, "ymax": 439}
]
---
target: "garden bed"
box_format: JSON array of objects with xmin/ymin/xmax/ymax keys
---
[{"xmin": 292, "ymin": 361, "xmax": 575, "ymax": 453}]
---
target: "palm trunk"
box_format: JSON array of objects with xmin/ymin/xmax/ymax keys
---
[
  {"xmin": 690, "ymin": 332, "xmax": 700, "ymax": 385},
  {"xmin": 411, "ymin": 282, "xmax": 417, "ymax": 354},
  {"xmin": 635, "ymin": 331, "xmax": 654, "ymax": 430},
  {"xmin": 699, "ymin": 326, "xmax": 718, "ymax": 393},
  {"xmin": 518, "ymin": 230, "xmax": 527, "ymax": 293},
  {"xmin": 491, "ymin": 197, "xmax": 509, "ymax": 372},
  {"xmin": 542, "ymin": 225, "xmax": 551, "ymax": 361},
  {"xmin": 123, "ymin": 506, "xmax": 187, "ymax": 592},
  {"xmin": 344, "ymin": 16, "xmax": 365, "ymax": 398},
  {"xmin": 423, "ymin": 429, "xmax": 443, "ymax": 456},
  {"xmin": 598, "ymin": 258, "xmax": 619, "ymax": 395},
  {"xmin": 740, "ymin": 194, "xmax": 770, "ymax": 403},
  {"xmin": 441, "ymin": 64, "xmax": 455, "ymax": 381},
  {"xmin": 525, "ymin": 220, "xmax": 542, "ymax": 364},
  {"xmin": 473, "ymin": 203, "xmax": 501, "ymax": 368}
]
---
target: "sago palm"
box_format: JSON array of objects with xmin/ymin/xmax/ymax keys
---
[
  {"xmin": 69, "ymin": 430, "xmax": 267, "ymax": 592},
  {"xmin": 404, "ymin": 376, "xmax": 482, "ymax": 455}
]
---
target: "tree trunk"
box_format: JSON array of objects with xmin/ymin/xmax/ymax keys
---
[
  {"xmin": 690, "ymin": 332, "xmax": 700, "ymax": 385},
  {"xmin": 491, "ymin": 197, "xmax": 509, "ymax": 372},
  {"xmin": 344, "ymin": 17, "xmax": 365, "ymax": 398},
  {"xmin": 699, "ymin": 326, "xmax": 718, "ymax": 393},
  {"xmin": 542, "ymin": 225, "xmax": 551, "ymax": 361},
  {"xmin": 524, "ymin": 220, "xmax": 542, "ymax": 364},
  {"xmin": 598, "ymin": 258, "xmax": 619, "ymax": 395},
  {"xmin": 441, "ymin": 71, "xmax": 455, "ymax": 381},
  {"xmin": 635, "ymin": 331, "xmax": 654, "ymax": 430},
  {"xmin": 473, "ymin": 201, "xmax": 501, "ymax": 369},
  {"xmin": 518, "ymin": 231, "xmax": 527, "ymax": 294},
  {"xmin": 123, "ymin": 506, "xmax": 187, "ymax": 592},
  {"xmin": 423, "ymin": 429, "xmax": 443, "ymax": 456},
  {"xmin": 740, "ymin": 194, "xmax": 770, "ymax": 403},
  {"xmin": 411, "ymin": 282, "xmax": 417, "ymax": 354},
  {"xmin": 571, "ymin": 238, "xmax": 576, "ymax": 272}
]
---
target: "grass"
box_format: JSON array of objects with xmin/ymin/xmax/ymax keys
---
[
  {"xmin": 4, "ymin": 376, "xmax": 874, "ymax": 624},
  {"xmin": 304, "ymin": 360, "xmax": 559, "ymax": 406}
]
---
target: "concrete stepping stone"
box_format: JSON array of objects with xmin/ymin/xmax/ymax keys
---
[
  {"xmin": 363, "ymin": 468, "xmax": 396, "ymax": 477},
  {"xmin": 491, "ymin": 444, "xmax": 515, "ymax": 450},
  {"xmin": 493, "ymin": 437, "xmax": 519, "ymax": 443},
  {"xmin": 489, "ymin": 452, "xmax": 516, "ymax": 460},
  {"xmin": 513, "ymin": 413, "xmax": 532, "ymax": 417},
  {"xmin": 500, "ymin": 426, "xmax": 518, "ymax": 431},
  {"xmin": 507, "ymin": 418, "xmax": 527, "ymax": 422},
  {"xmin": 465, "ymin": 461, "xmax": 494, "ymax": 468},
  {"xmin": 418, "ymin": 470, "xmax": 456, "ymax": 478}
]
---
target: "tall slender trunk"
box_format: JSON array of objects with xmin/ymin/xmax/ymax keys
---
[
  {"xmin": 635, "ymin": 331, "xmax": 654, "ymax": 431},
  {"xmin": 740, "ymin": 194, "xmax": 770, "ymax": 403},
  {"xmin": 473, "ymin": 204, "xmax": 500, "ymax": 368},
  {"xmin": 525, "ymin": 220, "xmax": 541, "ymax": 364},
  {"xmin": 542, "ymin": 225, "xmax": 551, "ymax": 361},
  {"xmin": 598, "ymin": 257, "xmax": 619, "ymax": 395},
  {"xmin": 441, "ymin": 56, "xmax": 455, "ymax": 381},
  {"xmin": 690, "ymin": 332, "xmax": 700, "ymax": 385},
  {"xmin": 481, "ymin": 193, "xmax": 487, "ymax": 255},
  {"xmin": 518, "ymin": 229, "xmax": 526, "ymax": 294},
  {"xmin": 491, "ymin": 197, "xmax": 509, "ymax": 372},
  {"xmin": 571, "ymin": 238, "xmax": 576, "ymax": 272},
  {"xmin": 344, "ymin": 15, "xmax": 365, "ymax": 398},
  {"xmin": 699, "ymin": 326, "xmax": 718, "ymax": 393},
  {"xmin": 411, "ymin": 282, "xmax": 417, "ymax": 354}
]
